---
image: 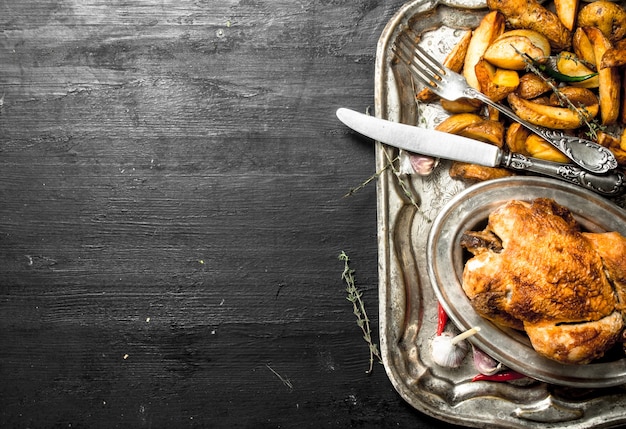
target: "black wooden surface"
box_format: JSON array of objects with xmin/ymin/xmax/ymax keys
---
[{"xmin": 0, "ymin": 1, "xmax": 464, "ymax": 427}]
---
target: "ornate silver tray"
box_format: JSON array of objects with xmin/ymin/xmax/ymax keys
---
[{"xmin": 374, "ymin": 1, "xmax": 626, "ymax": 427}]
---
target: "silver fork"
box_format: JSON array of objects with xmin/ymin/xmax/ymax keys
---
[{"xmin": 393, "ymin": 31, "xmax": 618, "ymax": 174}]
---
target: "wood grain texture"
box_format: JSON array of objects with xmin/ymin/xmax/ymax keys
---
[{"xmin": 0, "ymin": 1, "xmax": 463, "ymax": 427}]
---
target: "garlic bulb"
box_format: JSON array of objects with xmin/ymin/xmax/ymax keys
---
[
  {"xmin": 431, "ymin": 327, "xmax": 481, "ymax": 368},
  {"xmin": 432, "ymin": 333, "xmax": 468, "ymax": 368}
]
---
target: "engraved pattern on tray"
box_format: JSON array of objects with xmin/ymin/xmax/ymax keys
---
[{"xmin": 374, "ymin": 1, "xmax": 626, "ymax": 427}]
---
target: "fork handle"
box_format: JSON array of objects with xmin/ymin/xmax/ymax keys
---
[
  {"xmin": 501, "ymin": 152, "xmax": 626, "ymax": 197},
  {"xmin": 466, "ymin": 88, "xmax": 618, "ymax": 175}
]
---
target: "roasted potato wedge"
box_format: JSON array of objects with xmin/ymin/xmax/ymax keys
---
[
  {"xmin": 548, "ymin": 86, "xmax": 599, "ymax": 109},
  {"xmin": 585, "ymin": 27, "xmax": 620, "ymax": 125},
  {"xmin": 434, "ymin": 113, "xmax": 484, "ymax": 134},
  {"xmin": 573, "ymin": 28, "xmax": 596, "ymax": 66},
  {"xmin": 450, "ymin": 162, "xmax": 515, "ymax": 182},
  {"xmin": 524, "ymin": 134, "xmax": 570, "ymax": 163},
  {"xmin": 516, "ymin": 73, "xmax": 552, "ymax": 99},
  {"xmin": 529, "ymin": 95, "xmax": 552, "ymax": 106},
  {"xmin": 601, "ymin": 40, "xmax": 626, "ymax": 69},
  {"xmin": 484, "ymin": 30, "xmax": 550, "ymax": 70},
  {"xmin": 555, "ymin": 52, "xmax": 599, "ymax": 89},
  {"xmin": 416, "ymin": 30, "xmax": 472, "ymax": 102},
  {"xmin": 492, "ymin": 68, "xmax": 520, "ymax": 87},
  {"xmin": 597, "ymin": 130, "xmax": 619, "ymax": 149},
  {"xmin": 554, "ymin": 0, "xmax": 578, "ymax": 31},
  {"xmin": 578, "ymin": 1, "xmax": 626, "ymax": 43},
  {"xmin": 601, "ymin": 49, "xmax": 626, "ymax": 69},
  {"xmin": 463, "ymin": 11, "xmax": 505, "ymax": 90},
  {"xmin": 507, "ymin": 92, "xmax": 599, "ymax": 129},
  {"xmin": 487, "ymin": 0, "xmax": 571, "ymax": 50},
  {"xmin": 605, "ymin": 131, "xmax": 626, "ymax": 165},
  {"xmin": 435, "ymin": 114, "xmax": 504, "ymax": 147},
  {"xmin": 611, "ymin": 146, "xmax": 626, "ymax": 166},
  {"xmin": 475, "ymin": 58, "xmax": 520, "ymax": 102},
  {"xmin": 445, "ymin": 31, "xmax": 473, "ymax": 73},
  {"xmin": 440, "ymin": 98, "xmax": 483, "ymax": 113},
  {"xmin": 505, "ymin": 122, "xmax": 531, "ymax": 154},
  {"xmin": 622, "ymin": 68, "xmax": 626, "ymax": 124},
  {"xmin": 458, "ymin": 119, "xmax": 506, "ymax": 147}
]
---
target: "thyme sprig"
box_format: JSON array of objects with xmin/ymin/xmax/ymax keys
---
[
  {"xmin": 382, "ymin": 148, "xmax": 422, "ymax": 211},
  {"xmin": 344, "ymin": 107, "xmax": 424, "ymax": 217},
  {"xmin": 345, "ymin": 149, "xmax": 430, "ymax": 223},
  {"xmin": 519, "ymin": 50, "xmax": 604, "ymax": 139},
  {"xmin": 339, "ymin": 251, "xmax": 382, "ymax": 374},
  {"xmin": 343, "ymin": 155, "xmax": 399, "ymax": 198}
]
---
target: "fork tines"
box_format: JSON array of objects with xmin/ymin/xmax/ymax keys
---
[{"xmin": 392, "ymin": 30, "xmax": 446, "ymax": 91}]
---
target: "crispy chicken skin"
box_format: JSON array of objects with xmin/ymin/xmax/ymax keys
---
[
  {"xmin": 583, "ymin": 231, "xmax": 626, "ymax": 310},
  {"xmin": 461, "ymin": 198, "xmax": 625, "ymax": 364}
]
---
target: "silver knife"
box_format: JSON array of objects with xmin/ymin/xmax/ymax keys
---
[{"xmin": 336, "ymin": 108, "xmax": 626, "ymax": 197}]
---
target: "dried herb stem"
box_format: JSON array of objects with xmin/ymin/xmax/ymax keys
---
[
  {"xmin": 344, "ymin": 102, "xmax": 431, "ymax": 225},
  {"xmin": 266, "ymin": 364, "xmax": 293, "ymax": 390},
  {"xmin": 520, "ymin": 51, "xmax": 603, "ymax": 139},
  {"xmin": 382, "ymin": 148, "xmax": 421, "ymax": 210},
  {"xmin": 339, "ymin": 251, "xmax": 382, "ymax": 374},
  {"xmin": 345, "ymin": 150, "xmax": 426, "ymax": 222},
  {"xmin": 343, "ymin": 155, "xmax": 399, "ymax": 198}
]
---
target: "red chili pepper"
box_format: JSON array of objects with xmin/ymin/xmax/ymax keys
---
[
  {"xmin": 472, "ymin": 370, "xmax": 526, "ymax": 382},
  {"xmin": 436, "ymin": 302, "xmax": 448, "ymax": 336}
]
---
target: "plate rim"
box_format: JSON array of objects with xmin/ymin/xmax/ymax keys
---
[{"xmin": 427, "ymin": 176, "xmax": 626, "ymax": 387}]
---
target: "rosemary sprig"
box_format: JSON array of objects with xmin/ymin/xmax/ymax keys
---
[{"xmin": 339, "ymin": 251, "xmax": 382, "ymax": 374}]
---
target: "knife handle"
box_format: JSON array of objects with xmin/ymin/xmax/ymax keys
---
[{"xmin": 502, "ymin": 153, "xmax": 626, "ymax": 197}]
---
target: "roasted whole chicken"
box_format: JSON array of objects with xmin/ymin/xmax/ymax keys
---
[{"xmin": 461, "ymin": 198, "xmax": 626, "ymax": 364}]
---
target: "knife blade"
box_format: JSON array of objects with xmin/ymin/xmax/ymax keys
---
[
  {"xmin": 336, "ymin": 108, "xmax": 626, "ymax": 197},
  {"xmin": 337, "ymin": 107, "xmax": 501, "ymax": 167}
]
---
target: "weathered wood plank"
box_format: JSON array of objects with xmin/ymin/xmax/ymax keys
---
[{"xmin": 0, "ymin": 0, "xmax": 462, "ymax": 427}]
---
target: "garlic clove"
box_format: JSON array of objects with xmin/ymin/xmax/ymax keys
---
[
  {"xmin": 409, "ymin": 153, "xmax": 438, "ymax": 176},
  {"xmin": 472, "ymin": 346, "xmax": 504, "ymax": 375},
  {"xmin": 398, "ymin": 150, "xmax": 438, "ymax": 176}
]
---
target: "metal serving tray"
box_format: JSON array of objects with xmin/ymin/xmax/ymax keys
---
[{"xmin": 374, "ymin": 1, "xmax": 626, "ymax": 427}]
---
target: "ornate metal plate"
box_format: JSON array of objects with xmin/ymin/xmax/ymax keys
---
[
  {"xmin": 428, "ymin": 176, "xmax": 626, "ymax": 387},
  {"xmin": 374, "ymin": 1, "xmax": 626, "ymax": 427}
]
